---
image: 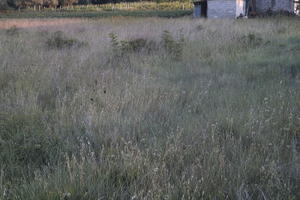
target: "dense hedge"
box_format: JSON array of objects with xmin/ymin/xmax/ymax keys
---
[{"xmin": 5, "ymin": 0, "xmax": 76, "ymax": 8}]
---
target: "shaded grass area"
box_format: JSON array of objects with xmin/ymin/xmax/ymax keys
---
[
  {"xmin": 0, "ymin": 10, "xmax": 192, "ymax": 19},
  {"xmin": 0, "ymin": 17, "xmax": 300, "ymax": 199}
]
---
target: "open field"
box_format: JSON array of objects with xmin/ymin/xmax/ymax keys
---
[
  {"xmin": 0, "ymin": 9, "xmax": 192, "ymax": 19},
  {"xmin": 0, "ymin": 16, "xmax": 300, "ymax": 199}
]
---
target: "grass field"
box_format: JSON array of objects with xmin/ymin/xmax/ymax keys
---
[{"xmin": 0, "ymin": 16, "xmax": 300, "ymax": 199}]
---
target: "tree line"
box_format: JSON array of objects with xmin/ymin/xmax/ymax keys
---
[
  {"xmin": 2, "ymin": 0, "xmax": 73, "ymax": 9},
  {"xmin": 0, "ymin": 0, "xmax": 182, "ymax": 10}
]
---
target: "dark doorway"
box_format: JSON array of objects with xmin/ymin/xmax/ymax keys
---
[{"xmin": 193, "ymin": 1, "xmax": 208, "ymax": 18}]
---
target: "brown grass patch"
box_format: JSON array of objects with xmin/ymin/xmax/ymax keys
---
[{"xmin": 0, "ymin": 18, "xmax": 85, "ymax": 30}]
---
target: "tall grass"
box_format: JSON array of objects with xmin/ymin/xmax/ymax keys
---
[{"xmin": 0, "ymin": 16, "xmax": 300, "ymax": 199}]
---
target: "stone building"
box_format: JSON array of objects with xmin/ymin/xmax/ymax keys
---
[{"xmin": 236, "ymin": 0, "xmax": 298, "ymax": 17}]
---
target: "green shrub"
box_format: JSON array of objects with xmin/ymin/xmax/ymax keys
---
[
  {"xmin": 161, "ymin": 30, "xmax": 185, "ymax": 60},
  {"xmin": 109, "ymin": 32, "xmax": 120, "ymax": 53},
  {"xmin": 109, "ymin": 32, "xmax": 158, "ymax": 56},
  {"xmin": 46, "ymin": 31, "xmax": 88, "ymax": 49},
  {"xmin": 239, "ymin": 33, "xmax": 263, "ymax": 48},
  {"xmin": 109, "ymin": 31, "xmax": 185, "ymax": 60},
  {"xmin": 121, "ymin": 38, "xmax": 158, "ymax": 54}
]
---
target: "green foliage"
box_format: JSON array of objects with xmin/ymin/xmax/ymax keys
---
[
  {"xmin": 46, "ymin": 31, "xmax": 88, "ymax": 49},
  {"xmin": 58, "ymin": 0, "xmax": 78, "ymax": 6},
  {"xmin": 78, "ymin": 0, "xmax": 90, "ymax": 5},
  {"xmin": 7, "ymin": 0, "xmax": 18, "ymax": 8},
  {"xmin": 109, "ymin": 32, "xmax": 158, "ymax": 57},
  {"xmin": 0, "ymin": 1, "xmax": 9, "ymax": 10},
  {"xmin": 109, "ymin": 30, "xmax": 185, "ymax": 60},
  {"xmin": 161, "ymin": 30, "xmax": 185, "ymax": 60},
  {"xmin": 58, "ymin": 0, "xmax": 66, "ymax": 6},
  {"xmin": 109, "ymin": 32, "xmax": 120, "ymax": 52},
  {"xmin": 2, "ymin": 0, "xmax": 193, "ymax": 10},
  {"xmin": 120, "ymin": 38, "xmax": 151, "ymax": 53},
  {"xmin": 240, "ymin": 33, "xmax": 264, "ymax": 47}
]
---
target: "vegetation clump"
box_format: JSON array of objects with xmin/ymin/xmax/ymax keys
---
[
  {"xmin": 161, "ymin": 30, "xmax": 185, "ymax": 60},
  {"xmin": 239, "ymin": 33, "xmax": 263, "ymax": 47},
  {"xmin": 46, "ymin": 31, "xmax": 87, "ymax": 49},
  {"xmin": 109, "ymin": 32, "xmax": 158, "ymax": 55},
  {"xmin": 109, "ymin": 30, "xmax": 185, "ymax": 60}
]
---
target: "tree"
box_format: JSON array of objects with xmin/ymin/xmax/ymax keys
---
[
  {"xmin": 78, "ymin": 0, "xmax": 90, "ymax": 4},
  {"xmin": 31, "ymin": 0, "xmax": 43, "ymax": 6},
  {"xmin": 43, "ymin": 0, "xmax": 59, "ymax": 7},
  {"xmin": 6, "ymin": 0, "xmax": 34, "ymax": 8},
  {"xmin": 0, "ymin": 1, "xmax": 9, "ymax": 10},
  {"xmin": 58, "ymin": 0, "xmax": 78, "ymax": 6}
]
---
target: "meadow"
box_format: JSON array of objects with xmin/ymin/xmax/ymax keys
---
[{"xmin": 0, "ymin": 16, "xmax": 300, "ymax": 199}]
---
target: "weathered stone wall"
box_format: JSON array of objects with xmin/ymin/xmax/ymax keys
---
[{"xmin": 256, "ymin": 0, "xmax": 293, "ymax": 12}]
